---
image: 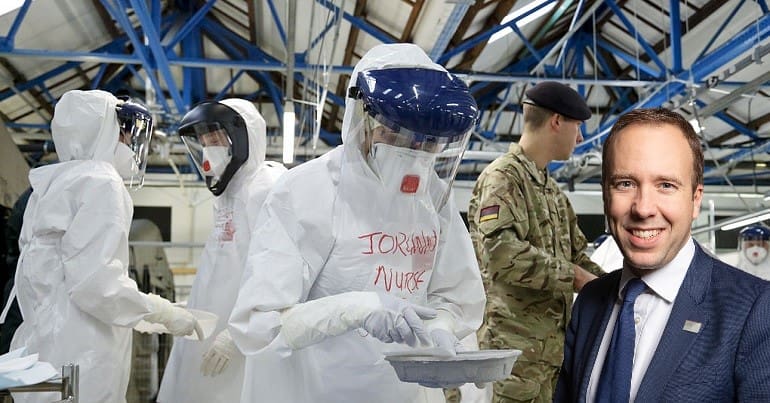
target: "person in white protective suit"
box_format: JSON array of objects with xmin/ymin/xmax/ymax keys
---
[
  {"xmin": 157, "ymin": 99, "xmax": 286, "ymax": 403},
  {"xmin": 736, "ymin": 223, "xmax": 770, "ymax": 281},
  {"xmin": 8, "ymin": 90, "xmax": 201, "ymax": 403},
  {"xmin": 227, "ymin": 43, "xmax": 487, "ymax": 403}
]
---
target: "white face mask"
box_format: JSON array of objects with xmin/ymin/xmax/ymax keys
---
[
  {"xmin": 113, "ymin": 142, "xmax": 139, "ymax": 179},
  {"xmin": 744, "ymin": 245, "xmax": 768, "ymax": 265},
  {"xmin": 371, "ymin": 143, "xmax": 435, "ymax": 194},
  {"xmin": 201, "ymin": 146, "xmax": 230, "ymax": 178}
]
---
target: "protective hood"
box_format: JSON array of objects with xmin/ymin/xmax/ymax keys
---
[
  {"xmin": 220, "ymin": 98, "xmax": 266, "ymax": 175},
  {"xmin": 341, "ymin": 43, "xmax": 445, "ymax": 153},
  {"xmin": 179, "ymin": 98, "xmax": 267, "ymax": 195},
  {"xmin": 51, "ymin": 90, "xmax": 120, "ymax": 164}
]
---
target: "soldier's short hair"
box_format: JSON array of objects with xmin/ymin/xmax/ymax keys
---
[{"xmin": 522, "ymin": 103, "xmax": 554, "ymax": 130}]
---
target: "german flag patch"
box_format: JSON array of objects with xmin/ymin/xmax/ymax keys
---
[{"xmin": 479, "ymin": 205, "xmax": 500, "ymax": 222}]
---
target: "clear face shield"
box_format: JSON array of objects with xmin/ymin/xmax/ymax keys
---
[
  {"xmin": 115, "ymin": 100, "xmax": 153, "ymax": 190},
  {"xmin": 363, "ymin": 111, "xmax": 472, "ymax": 209},
  {"xmin": 179, "ymin": 122, "xmax": 233, "ymax": 185},
  {"xmin": 739, "ymin": 227, "xmax": 770, "ymax": 265},
  {"xmin": 351, "ymin": 67, "xmax": 478, "ymax": 210}
]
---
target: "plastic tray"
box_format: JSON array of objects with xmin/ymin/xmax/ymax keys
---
[{"xmin": 384, "ymin": 349, "xmax": 521, "ymax": 388}]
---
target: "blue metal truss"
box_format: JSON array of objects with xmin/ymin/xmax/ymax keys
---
[{"xmin": 0, "ymin": 0, "xmax": 769, "ymax": 185}]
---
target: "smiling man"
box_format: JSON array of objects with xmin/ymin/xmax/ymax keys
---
[{"xmin": 554, "ymin": 108, "xmax": 770, "ymax": 402}]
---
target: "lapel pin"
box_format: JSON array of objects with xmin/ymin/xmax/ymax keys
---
[{"xmin": 683, "ymin": 320, "xmax": 702, "ymax": 333}]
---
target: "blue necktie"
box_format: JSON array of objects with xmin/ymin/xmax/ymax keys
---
[{"xmin": 596, "ymin": 278, "xmax": 647, "ymax": 403}]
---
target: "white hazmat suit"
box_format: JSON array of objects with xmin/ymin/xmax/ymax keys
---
[
  {"xmin": 157, "ymin": 99, "xmax": 286, "ymax": 403},
  {"xmin": 10, "ymin": 90, "xmax": 198, "ymax": 403},
  {"xmin": 228, "ymin": 44, "xmax": 486, "ymax": 403},
  {"xmin": 736, "ymin": 224, "xmax": 770, "ymax": 281}
]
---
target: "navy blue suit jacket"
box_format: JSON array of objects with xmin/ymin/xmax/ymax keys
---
[{"xmin": 555, "ymin": 242, "xmax": 770, "ymax": 402}]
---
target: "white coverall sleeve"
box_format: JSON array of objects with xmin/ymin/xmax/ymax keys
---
[
  {"xmin": 425, "ymin": 197, "xmax": 486, "ymax": 339},
  {"xmin": 228, "ymin": 186, "xmax": 332, "ymax": 356},
  {"xmin": 61, "ymin": 178, "xmax": 151, "ymax": 327}
]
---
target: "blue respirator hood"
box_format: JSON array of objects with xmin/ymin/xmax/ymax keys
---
[
  {"xmin": 739, "ymin": 224, "xmax": 770, "ymax": 240},
  {"xmin": 348, "ymin": 68, "xmax": 478, "ymax": 140}
]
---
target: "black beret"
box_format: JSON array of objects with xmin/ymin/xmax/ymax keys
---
[{"xmin": 524, "ymin": 81, "xmax": 591, "ymax": 121}]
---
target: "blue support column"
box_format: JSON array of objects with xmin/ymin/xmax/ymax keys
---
[{"xmin": 181, "ymin": 22, "xmax": 206, "ymax": 107}]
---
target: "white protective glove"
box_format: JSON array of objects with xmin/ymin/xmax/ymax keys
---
[
  {"xmin": 144, "ymin": 293, "xmax": 203, "ymax": 339},
  {"xmin": 362, "ymin": 293, "xmax": 436, "ymax": 347},
  {"xmin": 425, "ymin": 310, "xmax": 464, "ymax": 358},
  {"xmin": 201, "ymin": 329, "xmax": 239, "ymax": 377},
  {"xmin": 280, "ymin": 291, "xmax": 437, "ymax": 350}
]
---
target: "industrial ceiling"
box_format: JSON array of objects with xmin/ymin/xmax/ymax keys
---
[{"xmin": 1, "ymin": 0, "xmax": 770, "ymax": 189}]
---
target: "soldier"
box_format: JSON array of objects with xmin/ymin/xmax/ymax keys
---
[{"xmin": 468, "ymin": 81, "xmax": 605, "ymax": 403}]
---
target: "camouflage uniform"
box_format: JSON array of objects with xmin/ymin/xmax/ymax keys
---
[{"xmin": 468, "ymin": 143, "xmax": 603, "ymax": 403}]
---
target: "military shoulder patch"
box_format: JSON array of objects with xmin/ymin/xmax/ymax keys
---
[{"xmin": 479, "ymin": 205, "xmax": 500, "ymax": 222}]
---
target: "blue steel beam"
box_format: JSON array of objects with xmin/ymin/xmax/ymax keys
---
[
  {"xmin": 1, "ymin": 0, "xmax": 33, "ymax": 49},
  {"xmin": 100, "ymin": 0, "xmax": 172, "ymax": 113},
  {"xmin": 693, "ymin": 98, "xmax": 758, "ymax": 139},
  {"xmin": 601, "ymin": 0, "xmax": 666, "ymax": 73},
  {"xmin": 214, "ymin": 70, "xmax": 246, "ymax": 101},
  {"xmin": 596, "ymin": 38, "xmax": 661, "ymax": 78},
  {"xmin": 314, "ymin": 0, "xmax": 396, "ymax": 44},
  {"xmin": 713, "ymin": 110, "xmax": 757, "ymax": 138},
  {"xmin": 553, "ymin": 12, "xmax": 770, "ymax": 176},
  {"xmin": 127, "ymin": 0, "xmax": 186, "ymax": 113},
  {"xmin": 437, "ymin": 0, "xmax": 558, "ymax": 64},
  {"xmin": 266, "ymin": 0, "xmax": 288, "ymax": 46},
  {"xmin": 199, "ymin": 18, "xmax": 284, "ymax": 115},
  {"xmin": 164, "ymin": 0, "xmax": 216, "ymax": 48},
  {"xmin": 510, "ymin": 23, "xmax": 544, "ymax": 64},
  {"xmin": 696, "ymin": 0, "xmax": 747, "ymax": 60},
  {"xmin": 308, "ymin": 6, "xmax": 341, "ymax": 51},
  {"xmin": 429, "ymin": 0, "xmax": 472, "ymax": 62},
  {"xmin": 2, "ymin": 40, "xmax": 670, "ymax": 87}
]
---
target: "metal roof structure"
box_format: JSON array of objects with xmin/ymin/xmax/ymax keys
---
[{"xmin": 1, "ymin": 0, "xmax": 770, "ymax": 189}]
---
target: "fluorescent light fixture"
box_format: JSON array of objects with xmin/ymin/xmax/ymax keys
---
[
  {"xmin": 0, "ymin": 0, "xmax": 25, "ymax": 17},
  {"xmin": 282, "ymin": 102, "xmax": 295, "ymax": 164},
  {"xmin": 490, "ymin": 0, "xmax": 556, "ymax": 43},
  {"xmin": 719, "ymin": 208, "xmax": 770, "ymax": 231},
  {"xmin": 688, "ymin": 118, "xmax": 704, "ymax": 134}
]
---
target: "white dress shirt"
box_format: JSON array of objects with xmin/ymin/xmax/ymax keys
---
[{"xmin": 586, "ymin": 238, "xmax": 695, "ymax": 402}]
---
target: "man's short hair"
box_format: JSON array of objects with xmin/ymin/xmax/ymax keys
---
[{"xmin": 601, "ymin": 108, "xmax": 704, "ymax": 191}]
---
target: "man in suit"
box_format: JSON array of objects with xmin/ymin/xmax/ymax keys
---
[{"xmin": 555, "ymin": 108, "xmax": 770, "ymax": 402}]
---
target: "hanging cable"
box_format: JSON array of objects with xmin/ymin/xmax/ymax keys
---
[{"xmin": 691, "ymin": 89, "xmax": 752, "ymax": 211}]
